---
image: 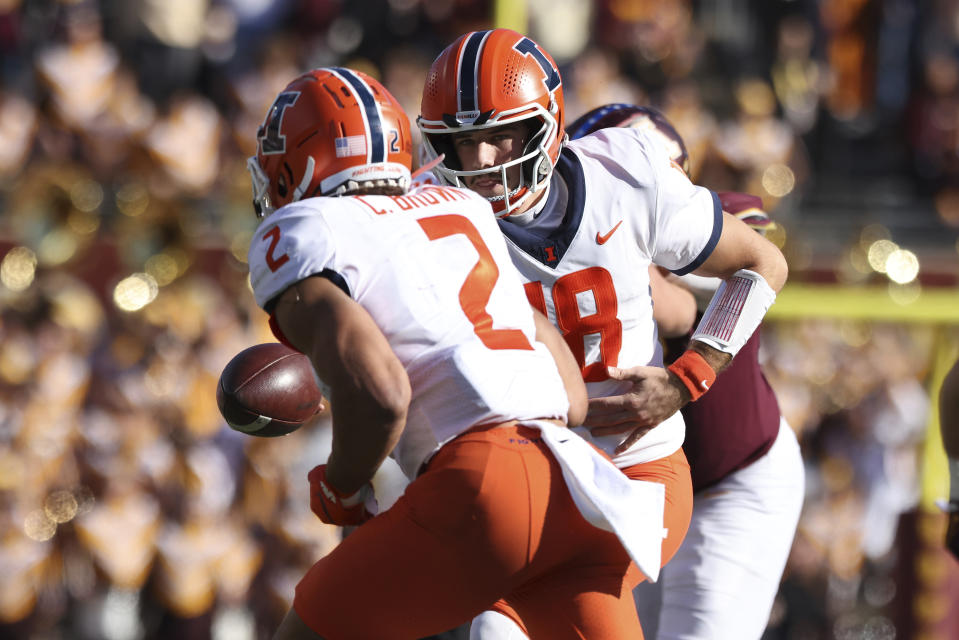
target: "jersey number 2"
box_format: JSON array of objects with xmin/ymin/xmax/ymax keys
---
[
  {"xmin": 262, "ymin": 225, "xmax": 290, "ymax": 272},
  {"xmin": 418, "ymin": 215, "xmax": 533, "ymax": 351},
  {"xmin": 524, "ymin": 267, "xmax": 622, "ymax": 381}
]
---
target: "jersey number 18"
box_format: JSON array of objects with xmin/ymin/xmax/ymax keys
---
[{"xmin": 524, "ymin": 268, "xmax": 622, "ymax": 381}]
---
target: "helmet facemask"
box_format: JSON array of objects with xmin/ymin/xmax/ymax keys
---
[
  {"xmin": 420, "ymin": 101, "xmax": 561, "ymax": 217},
  {"xmin": 248, "ymin": 155, "xmax": 274, "ymax": 219}
]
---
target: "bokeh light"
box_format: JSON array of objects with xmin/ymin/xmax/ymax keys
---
[
  {"xmin": 67, "ymin": 209, "xmax": 101, "ymax": 235},
  {"xmin": 145, "ymin": 253, "xmax": 180, "ymax": 286},
  {"xmin": 885, "ymin": 248, "xmax": 919, "ymax": 284},
  {"xmin": 167, "ymin": 247, "xmax": 192, "ymax": 277},
  {"xmin": 115, "ymin": 182, "xmax": 150, "ymax": 217},
  {"xmin": 113, "ymin": 273, "xmax": 159, "ymax": 311},
  {"xmin": 0, "ymin": 246, "xmax": 37, "ymax": 291},
  {"xmin": 38, "ymin": 228, "xmax": 79, "ymax": 266},
  {"xmin": 765, "ymin": 221, "xmax": 787, "ymax": 249},
  {"xmin": 867, "ymin": 239, "xmax": 898, "ymax": 273},
  {"xmin": 70, "ymin": 179, "xmax": 104, "ymax": 212},
  {"xmin": 74, "ymin": 486, "xmax": 96, "ymax": 516},
  {"xmin": 24, "ymin": 509, "xmax": 57, "ymax": 542},
  {"xmin": 836, "ymin": 246, "xmax": 871, "ymax": 284},
  {"xmin": 44, "ymin": 490, "xmax": 79, "ymax": 524},
  {"xmin": 761, "ymin": 163, "xmax": 796, "ymax": 198}
]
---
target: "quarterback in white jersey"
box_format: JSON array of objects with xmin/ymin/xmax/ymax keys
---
[
  {"xmin": 499, "ymin": 126, "xmax": 719, "ymax": 468},
  {"xmin": 249, "ymin": 67, "xmax": 672, "ymax": 640},
  {"xmin": 418, "ymin": 29, "xmax": 789, "ymax": 639}
]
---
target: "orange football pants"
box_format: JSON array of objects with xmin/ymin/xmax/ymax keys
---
[
  {"xmin": 487, "ymin": 447, "xmax": 694, "ymax": 635},
  {"xmin": 293, "ymin": 423, "xmax": 643, "ymax": 639},
  {"xmin": 624, "ymin": 448, "xmax": 694, "ymax": 575}
]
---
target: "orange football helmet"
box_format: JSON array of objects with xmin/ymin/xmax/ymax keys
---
[
  {"xmin": 248, "ymin": 67, "xmax": 412, "ymax": 218},
  {"xmin": 417, "ymin": 29, "xmax": 565, "ymax": 217}
]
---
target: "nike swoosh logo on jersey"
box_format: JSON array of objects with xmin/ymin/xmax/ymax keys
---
[
  {"xmin": 699, "ymin": 379, "xmax": 710, "ymax": 391},
  {"xmin": 596, "ymin": 220, "xmax": 623, "ymax": 244}
]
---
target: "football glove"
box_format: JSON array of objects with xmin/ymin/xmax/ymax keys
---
[{"xmin": 308, "ymin": 465, "xmax": 376, "ymax": 527}]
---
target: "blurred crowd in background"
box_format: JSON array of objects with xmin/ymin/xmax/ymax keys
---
[{"xmin": 2, "ymin": 0, "xmax": 959, "ymax": 638}]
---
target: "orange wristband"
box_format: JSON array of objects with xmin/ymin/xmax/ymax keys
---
[{"xmin": 667, "ymin": 350, "xmax": 716, "ymax": 402}]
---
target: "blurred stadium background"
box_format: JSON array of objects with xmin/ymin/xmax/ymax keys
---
[{"xmin": 1, "ymin": 0, "xmax": 958, "ymax": 638}]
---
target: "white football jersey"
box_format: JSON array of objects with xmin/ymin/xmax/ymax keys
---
[
  {"xmin": 248, "ymin": 184, "xmax": 569, "ymax": 478},
  {"xmin": 498, "ymin": 127, "xmax": 722, "ymax": 467}
]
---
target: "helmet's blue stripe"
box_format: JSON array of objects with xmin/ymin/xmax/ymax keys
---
[
  {"xmin": 332, "ymin": 67, "xmax": 385, "ymax": 163},
  {"xmin": 458, "ymin": 30, "xmax": 490, "ymax": 114}
]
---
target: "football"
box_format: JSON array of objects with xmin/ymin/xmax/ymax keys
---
[{"xmin": 216, "ymin": 342, "xmax": 324, "ymax": 437}]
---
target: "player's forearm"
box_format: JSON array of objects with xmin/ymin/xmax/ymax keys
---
[
  {"xmin": 706, "ymin": 239, "xmax": 787, "ymax": 295},
  {"xmin": 275, "ymin": 277, "xmax": 411, "ymax": 495},
  {"xmin": 322, "ymin": 330, "xmax": 410, "ymax": 495},
  {"xmin": 669, "ymin": 263, "xmax": 778, "ymax": 402},
  {"xmin": 326, "ymin": 395, "xmax": 407, "ymax": 495},
  {"xmin": 688, "ymin": 340, "xmax": 732, "ymax": 375},
  {"xmin": 698, "ymin": 212, "xmax": 788, "ymax": 293},
  {"xmin": 533, "ymin": 308, "xmax": 587, "ymax": 426},
  {"xmin": 737, "ymin": 240, "xmax": 788, "ymax": 293},
  {"xmin": 663, "ymin": 338, "xmax": 734, "ymax": 408}
]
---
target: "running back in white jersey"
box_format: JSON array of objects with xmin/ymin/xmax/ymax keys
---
[
  {"xmin": 497, "ymin": 127, "xmax": 723, "ymax": 467},
  {"xmin": 248, "ymin": 184, "xmax": 570, "ymax": 478}
]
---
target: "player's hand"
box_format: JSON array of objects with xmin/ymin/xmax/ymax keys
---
[
  {"xmin": 947, "ymin": 506, "xmax": 959, "ymax": 561},
  {"xmin": 308, "ymin": 465, "xmax": 375, "ymax": 526},
  {"xmin": 583, "ymin": 365, "xmax": 690, "ymax": 454}
]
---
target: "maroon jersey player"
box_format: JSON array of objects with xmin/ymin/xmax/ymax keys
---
[{"xmin": 568, "ymin": 104, "xmax": 805, "ymax": 640}]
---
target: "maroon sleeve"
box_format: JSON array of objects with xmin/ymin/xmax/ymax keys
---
[
  {"xmin": 717, "ymin": 191, "xmax": 763, "ymax": 213},
  {"xmin": 717, "ymin": 191, "xmax": 774, "ymax": 234},
  {"xmin": 665, "ymin": 329, "xmax": 782, "ymax": 492}
]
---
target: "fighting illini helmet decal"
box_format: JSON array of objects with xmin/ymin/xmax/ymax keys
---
[
  {"xmin": 567, "ymin": 103, "xmax": 690, "ymax": 176},
  {"xmin": 417, "ymin": 29, "xmax": 566, "ymax": 216},
  {"xmin": 248, "ymin": 67, "xmax": 412, "ymax": 217}
]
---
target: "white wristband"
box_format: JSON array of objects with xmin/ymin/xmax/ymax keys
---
[{"xmin": 691, "ymin": 269, "xmax": 776, "ymax": 357}]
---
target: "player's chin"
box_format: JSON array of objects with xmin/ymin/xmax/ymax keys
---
[{"xmin": 466, "ymin": 180, "xmax": 504, "ymax": 199}]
